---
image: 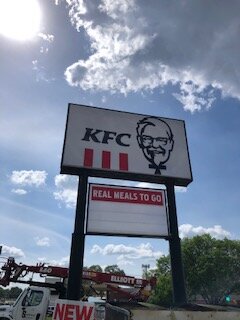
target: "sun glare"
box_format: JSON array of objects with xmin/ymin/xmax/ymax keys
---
[{"xmin": 0, "ymin": 0, "xmax": 41, "ymax": 41}]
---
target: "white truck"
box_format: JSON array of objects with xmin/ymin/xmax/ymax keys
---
[
  {"xmin": 0, "ymin": 304, "xmax": 11, "ymax": 319},
  {"xmin": 0, "ymin": 286, "xmax": 105, "ymax": 320},
  {"xmin": 0, "ymin": 286, "xmax": 50, "ymax": 320}
]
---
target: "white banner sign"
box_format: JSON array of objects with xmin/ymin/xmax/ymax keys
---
[
  {"xmin": 86, "ymin": 184, "xmax": 168, "ymax": 237},
  {"xmin": 61, "ymin": 104, "xmax": 192, "ymax": 186},
  {"xmin": 53, "ymin": 299, "xmax": 94, "ymax": 320}
]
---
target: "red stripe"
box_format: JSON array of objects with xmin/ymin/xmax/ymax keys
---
[
  {"xmin": 102, "ymin": 151, "xmax": 111, "ymax": 169},
  {"xmin": 119, "ymin": 153, "xmax": 128, "ymax": 171},
  {"xmin": 84, "ymin": 148, "xmax": 93, "ymax": 167}
]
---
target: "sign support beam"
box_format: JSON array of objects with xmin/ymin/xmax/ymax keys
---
[
  {"xmin": 166, "ymin": 182, "xmax": 187, "ymax": 306},
  {"xmin": 67, "ymin": 174, "xmax": 88, "ymax": 300}
]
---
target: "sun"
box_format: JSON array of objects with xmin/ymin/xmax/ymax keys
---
[{"xmin": 0, "ymin": 0, "xmax": 41, "ymax": 41}]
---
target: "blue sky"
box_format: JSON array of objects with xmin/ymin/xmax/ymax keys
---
[{"xmin": 1, "ymin": 0, "xmax": 240, "ymax": 281}]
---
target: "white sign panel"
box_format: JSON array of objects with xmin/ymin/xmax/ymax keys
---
[
  {"xmin": 61, "ymin": 104, "xmax": 192, "ymax": 186},
  {"xmin": 87, "ymin": 184, "xmax": 169, "ymax": 237},
  {"xmin": 53, "ymin": 299, "xmax": 94, "ymax": 320}
]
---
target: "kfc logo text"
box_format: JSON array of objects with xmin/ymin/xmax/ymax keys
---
[{"xmin": 82, "ymin": 128, "xmax": 131, "ymax": 147}]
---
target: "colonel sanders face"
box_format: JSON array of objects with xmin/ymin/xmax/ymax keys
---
[{"xmin": 136, "ymin": 117, "xmax": 174, "ymax": 174}]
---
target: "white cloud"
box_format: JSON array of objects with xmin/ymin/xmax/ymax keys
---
[
  {"xmin": 32, "ymin": 60, "xmax": 55, "ymax": 82},
  {"xmin": 54, "ymin": 189, "xmax": 77, "ymax": 208},
  {"xmin": 101, "ymin": 95, "xmax": 107, "ymax": 103},
  {"xmin": 175, "ymin": 186, "xmax": 187, "ymax": 193},
  {"xmin": 42, "ymin": 256, "xmax": 70, "ymax": 267},
  {"xmin": 135, "ymin": 182, "xmax": 165, "ymax": 189},
  {"xmin": 11, "ymin": 188, "xmax": 28, "ymax": 195},
  {"xmin": 10, "ymin": 170, "xmax": 47, "ymax": 187},
  {"xmin": 91, "ymin": 243, "xmax": 163, "ymax": 265},
  {"xmin": 173, "ymin": 80, "xmax": 216, "ymax": 113},
  {"xmin": 40, "ymin": 46, "xmax": 49, "ymax": 54},
  {"xmin": 34, "ymin": 237, "xmax": 50, "ymax": 247},
  {"xmin": 135, "ymin": 182, "xmax": 187, "ymax": 193},
  {"xmin": 117, "ymin": 257, "xmax": 133, "ymax": 266},
  {"xmin": 53, "ymin": 174, "xmax": 78, "ymax": 208},
  {"xmin": 179, "ymin": 224, "xmax": 231, "ymax": 239},
  {"xmin": 99, "ymin": 0, "xmax": 136, "ymax": 18},
  {"xmin": 38, "ymin": 32, "xmax": 54, "ymax": 42},
  {"xmin": 63, "ymin": 0, "xmax": 240, "ymax": 112},
  {"xmin": 37, "ymin": 257, "xmax": 47, "ymax": 262},
  {"xmin": 0, "ymin": 244, "xmax": 25, "ymax": 258}
]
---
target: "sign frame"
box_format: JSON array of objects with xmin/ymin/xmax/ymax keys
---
[
  {"xmin": 61, "ymin": 103, "xmax": 193, "ymax": 187},
  {"xmin": 61, "ymin": 103, "xmax": 191, "ymax": 305},
  {"xmin": 85, "ymin": 183, "xmax": 169, "ymax": 239}
]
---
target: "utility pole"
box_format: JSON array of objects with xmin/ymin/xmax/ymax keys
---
[{"xmin": 142, "ymin": 264, "xmax": 150, "ymax": 279}]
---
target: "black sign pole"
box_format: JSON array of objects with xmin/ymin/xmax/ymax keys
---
[
  {"xmin": 166, "ymin": 181, "xmax": 187, "ymax": 306},
  {"xmin": 67, "ymin": 174, "xmax": 88, "ymax": 300}
]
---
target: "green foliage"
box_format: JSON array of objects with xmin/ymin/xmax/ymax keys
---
[
  {"xmin": 8, "ymin": 287, "xmax": 22, "ymax": 299},
  {"xmin": 182, "ymin": 234, "xmax": 240, "ymax": 304},
  {"xmin": 88, "ymin": 265, "xmax": 103, "ymax": 272},
  {"xmin": 0, "ymin": 286, "xmax": 22, "ymax": 300},
  {"xmin": 149, "ymin": 272, "xmax": 173, "ymax": 307},
  {"xmin": 82, "ymin": 264, "xmax": 125, "ymax": 297},
  {"xmin": 0, "ymin": 286, "xmax": 6, "ymax": 299},
  {"xmin": 151, "ymin": 235, "xmax": 240, "ymax": 306},
  {"xmin": 148, "ymin": 255, "xmax": 172, "ymax": 306},
  {"xmin": 104, "ymin": 264, "xmax": 125, "ymax": 275},
  {"xmin": 155, "ymin": 255, "xmax": 171, "ymax": 276}
]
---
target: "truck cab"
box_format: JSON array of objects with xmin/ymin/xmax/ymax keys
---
[{"xmin": 0, "ymin": 286, "xmax": 50, "ymax": 320}]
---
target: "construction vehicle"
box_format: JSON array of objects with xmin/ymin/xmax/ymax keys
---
[
  {"xmin": 2, "ymin": 258, "xmax": 238, "ymax": 320},
  {"xmin": 0, "ymin": 286, "xmax": 50, "ymax": 320},
  {"xmin": 0, "ymin": 257, "xmax": 156, "ymax": 319},
  {"xmin": 0, "ymin": 257, "xmax": 156, "ymax": 301}
]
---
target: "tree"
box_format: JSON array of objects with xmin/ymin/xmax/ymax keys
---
[
  {"xmin": 0, "ymin": 287, "xmax": 6, "ymax": 299},
  {"xmin": 151, "ymin": 235, "xmax": 240, "ymax": 306},
  {"xmin": 149, "ymin": 273, "xmax": 173, "ymax": 306},
  {"xmin": 104, "ymin": 264, "xmax": 125, "ymax": 275},
  {"xmin": 148, "ymin": 255, "xmax": 173, "ymax": 307},
  {"xmin": 0, "ymin": 286, "xmax": 22, "ymax": 300},
  {"xmin": 88, "ymin": 265, "xmax": 103, "ymax": 272},
  {"xmin": 182, "ymin": 234, "xmax": 240, "ymax": 304},
  {"xmin": 9, "ymin": 287, "xmax": 22, "ymax": 299}
]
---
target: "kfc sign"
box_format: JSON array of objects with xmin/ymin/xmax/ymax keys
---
[{"xmin": 61, "ymin": 104, "xmax": 192, "ymax": 186}]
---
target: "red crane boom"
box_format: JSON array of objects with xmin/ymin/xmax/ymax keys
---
[{"xmin": 0, "ymin": 257, "xmax": 156, "ymax": 302}]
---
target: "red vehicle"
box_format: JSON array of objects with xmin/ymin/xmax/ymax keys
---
[{"xmin": 0, "ymin": 257, "xmax": 156, "ymax": 302}]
